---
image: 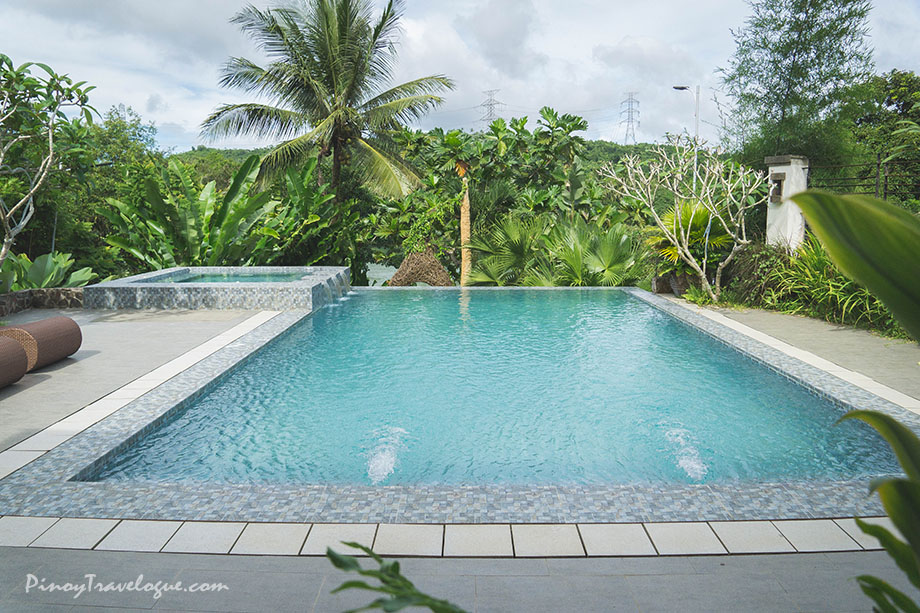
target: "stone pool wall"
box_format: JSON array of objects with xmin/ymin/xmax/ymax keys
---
[
  {"xmin": 0, "ymin": 288, "xmax": 83, "ymax": 317},
  {"xmin": 83, "ymin": 266, "xmax": 350, "ymax": 310}
]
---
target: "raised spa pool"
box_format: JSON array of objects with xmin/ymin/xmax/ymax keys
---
[
  {"xmin": 92, "ymin": 289, "xmax": 896, "ymax": 486},
  {"xmin": 150, "ymin": 272, "xmax": 309, "ymax": 283}
]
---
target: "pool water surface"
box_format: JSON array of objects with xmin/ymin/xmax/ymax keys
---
[{"xmin": 92, "ymin": 289, "xmax": 896, "ymax": 486}]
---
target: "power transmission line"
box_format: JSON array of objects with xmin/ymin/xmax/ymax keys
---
[
  {"xmin": 479, "ymin": 89, "xmax": 505, "ymax": 128},
  {"xmin": 619, "ymin": 92, "xmax": 640, "ymax": 145}
]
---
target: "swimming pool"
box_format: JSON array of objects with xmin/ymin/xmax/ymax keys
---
[
  {"xmin": 90, "ymin": 289, "xmax": 896, "ymax": 487},
  {"xmin": 3, "ymin": 287, "xmax": 912, "ymax": 522}
]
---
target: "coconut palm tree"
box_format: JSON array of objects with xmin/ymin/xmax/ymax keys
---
[{"xmin": 201, "ymin": 0, "xmax": 454, "ymax": 198}]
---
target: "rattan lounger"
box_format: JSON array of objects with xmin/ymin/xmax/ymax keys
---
[
  {"xmin": 0, "ymin": 316, "xmax": 82, "ymax": 372},
  {"xmin": 0, "ymin": 336, "xmax": 28, "ymax": 388}
]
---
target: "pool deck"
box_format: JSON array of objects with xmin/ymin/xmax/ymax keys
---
[{"xmin": 0, "ymin": 298, "xmax": 919, "ymax": 610}]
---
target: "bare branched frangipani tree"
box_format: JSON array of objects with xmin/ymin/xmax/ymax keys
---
[
  {"xmin": 0, "ymin": 55, "xmax": 93, "ymax": 268},
  {"xmin": 600, "ymin": 134, "xmax": 770, "ymax": 301}
]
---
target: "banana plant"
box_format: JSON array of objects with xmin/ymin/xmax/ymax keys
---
[
  {"xmin": 100, "ymin": 155, "xmax": 292, "ymax": 268},
  {"xmin": 791, "ymin": 190, "xmax": 920, "ymax": 611},
  {"xmin": 0, "ymin": 252, "xmax": 96, "ymax": 292}
]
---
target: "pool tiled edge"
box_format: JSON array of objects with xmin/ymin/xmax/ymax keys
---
[
  {"xmin": 0, "ymin": 516, "xmax": 896, "ymax": 557},
  {"xmin": 0, "ymin": 287, "xmax": 915, "ymax": 532}
]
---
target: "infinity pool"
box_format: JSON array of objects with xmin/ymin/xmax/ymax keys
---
[{"xmin": 93, "ymin": 289, "xmax": 896, "ymax": 486}]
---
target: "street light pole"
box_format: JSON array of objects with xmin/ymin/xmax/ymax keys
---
[{"xmin": 673, "ymin": 85, "xmax": 700, "ymax": 191}]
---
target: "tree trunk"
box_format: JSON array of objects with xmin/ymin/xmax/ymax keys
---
[
  {"xmin": 460, "ymin": 175, "xmax": 471, "ymax": 285},
  {"xmin": 331, "ymin": 137, "xmax": 342, "ymax": 203},
  {"xmin": 0, "ymin": 238, "xmax": 12, "ymax": 271},
  {"xmin": 316, "ymin": 143, "xmax": 329, "ymax": 188}
]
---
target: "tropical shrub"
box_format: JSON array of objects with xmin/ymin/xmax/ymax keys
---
[
  {"xmin": 725, "ymin": 236, "xmax": 907, "ymax": 338},
  {"xmin": 466, "ymin": 215, "xmax": 645, "ymax": 287},
  {"xmin": 646, "ymin": 201, "xmax": 733, "ymax": 280},
  {"xmin": 466, "ymin": 215, "xmax": 547, "ymax": 285},
  {"xmin": 723, "ymin": 242, "xmax": 790, "ymax": 305},
  {"xmin": 766, "ymin": 236, "xmax": 905, "ymax": 337},
  {"xmin": 0, "ymin": 252, "xmax": 96, "ymax": 293},
  {"xmin": 100, "ymin": 155, "xmax": 332, "ymax": 269},
  {"xmin": 364, "ymin": 176, "xmax": 461, "ymax": 278}
]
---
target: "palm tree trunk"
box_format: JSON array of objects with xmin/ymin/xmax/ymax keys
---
[
  {"xmin": 331, "ymin": 137, "xmax": 343, "ymax": 203},
  {"xmin": 460, "ymin": 175, "xmax": 471, "ymax": 285}
]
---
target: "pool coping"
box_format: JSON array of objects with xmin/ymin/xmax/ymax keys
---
[{"xmin": 0, "ymin": 287, "xmax": 917, "ymax": 556}]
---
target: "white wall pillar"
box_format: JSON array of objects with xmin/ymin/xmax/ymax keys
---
[{"xmin": 764, "ymin": 155, "xmax": 809, "ymax": 251}]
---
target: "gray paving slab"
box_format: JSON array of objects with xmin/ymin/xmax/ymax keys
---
[
  {"xmin": 476, "ymin": 574, "xmax": 638, "ymax": 612},
  {"xmin": 0, "ymin": 309, "xmax": 255, "ymax": 452},
  {"xmin": 718, "ymin": 306, "xmax": 920, "ymax": 401},
  {"xmin": 153, "ymin": 568, "xmax": 325, "ymax": 612},
  {"xmin": 0, "ymin": 547, "xmax": 915, "ymax": 612},
  {"xmin": 625, "ymin": 569, "xmax": 794, "ymax": 612}
]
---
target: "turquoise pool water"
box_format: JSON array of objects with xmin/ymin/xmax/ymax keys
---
[
  {"xmin": 150, "ymin": 272, "xmax": 307, "ymax": 283},
  {"xmin": 94, "ymin": 290, "xmax": 896, "ymax": 486}
]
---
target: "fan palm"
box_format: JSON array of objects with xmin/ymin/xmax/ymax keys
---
[{"xmin": 201, "ymin": 0, "xmax": 454, "ymax": 198}]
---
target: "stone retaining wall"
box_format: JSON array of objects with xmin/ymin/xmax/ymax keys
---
[{"xmin": 0, "ymin": 288, "xmax": 83, "ymax": 317}]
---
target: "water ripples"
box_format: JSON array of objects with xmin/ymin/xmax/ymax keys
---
[{"xmin": 93, "ymin": 290, "xmax": 898, "ymax": 485}]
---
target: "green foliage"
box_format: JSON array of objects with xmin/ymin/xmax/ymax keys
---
[
  {"xmin": 0, "ymin": 54, "xmax": 95, "ymax": 268},
  {"xmin": 169, "ymin": 146, "xmax": 269, "ymax": 190},
  {"xmin": 647, "ymin": 202, "xmax": 733, "ymax": 277},
  {"xmin": 0, "ymin": 252, "xmax": 96, "ymax": 292},
  {"xmin": 326, "ymin": 543, "xmax": 467, "ymax": 613},
  {"xmin": 850, "ymin": 71, "xmax": 920, "ymax": 161},
  {"xmin": 467, "ymin": 215, "xmax": 645, "ymax": 287},
  {"xmin": 791, "ymin": 191, "xmax": 920, "ymax": 341},
  {"xmin": 728, "ymin": 236, "xmax": 906, "ymax": 337},
  {"xmin": 18, "ymin": 105, "xmax": 164, "ymax": 278},
  {"xmin": 682, "ymin": 285, "xmax": 714, "ymax": 306},
  {"xmin": 720, "ymin": 0, "xmax": 873, "ymax": 161},
  {"xmin": 101, "ymin": 155, "xmax": 302, "ymax": 269},
  {"xmin": 837, "ymin": 411, "xmax": 920, "ymax": 612},
  {"xmin": 724, "ymin": 242, "xmax": 791, "ymax": 304},
  {"xmin": 271, "ymin": 160, "xmax": 372, "ymax": 284},
  {"xmin": 202, "ymin": 0, "xmax": 453, "ymax": 196}
]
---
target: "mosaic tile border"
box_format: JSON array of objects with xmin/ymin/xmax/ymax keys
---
[
  {"xmin": 0, "ymin": 287, "xmax": 915, "ymax": 523},
  {"xmin": 83, "ymin": 265, "xmax": 350, "ymax": 310}
]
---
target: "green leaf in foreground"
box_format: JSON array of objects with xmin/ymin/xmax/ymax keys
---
[
  {"xmin": 840, "ymin": 411, "xmax": 920, "ymax": 483},
  {"xmin": 326, "ymin": 543, "xmax": 468, "ymax": 613},
  {"xmin": 842, "ymin": 410, "xmax": 920, "ymax": 611},
  {"xmin": 790, "ymin": 191, "xmax": 920, "ymax": 341}
]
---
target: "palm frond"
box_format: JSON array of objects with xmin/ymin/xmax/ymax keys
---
[
  {"xmin": 363, "ymin": 93, "xmax": 449, "ymax": 132},
  {"xmin": 353, "ymin": 137, "xmax": 419, "ymax": 197},
  {"xmin": 200, "ymin": 103, "xmax": 308, "ymax": 141},
  {"xmin": 256, "ymin": 119, "xmax": 335, "ymax": 182}
]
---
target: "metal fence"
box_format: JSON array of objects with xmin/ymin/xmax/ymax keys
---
[{"xmin": 808, "ymin": 155, "xmax": 920, "ymax": 203}]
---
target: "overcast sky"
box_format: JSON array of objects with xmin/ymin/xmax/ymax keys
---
[{"xmin": 2, "ymin": 0, "xmax": 919, "ymax": 151}]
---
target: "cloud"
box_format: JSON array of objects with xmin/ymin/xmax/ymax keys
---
[
  {"xmin": 454, "ymin": 0, "xmax": 545, "ymax": 79},
  {"xmin": 146, "ymin": 94, "xmax": 168, "ymax": 114}
]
